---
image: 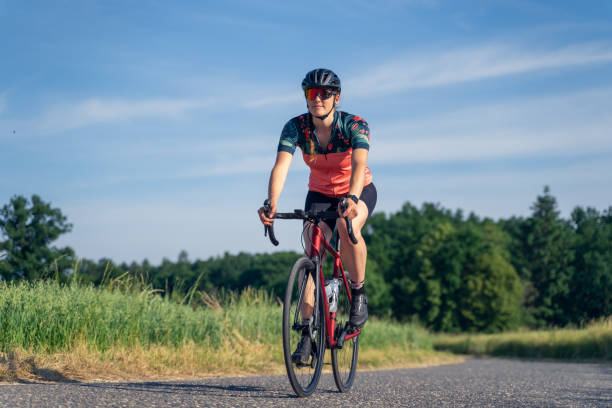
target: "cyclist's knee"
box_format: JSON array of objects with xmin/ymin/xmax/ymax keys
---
[
  {"xmin": 302, "ymin": 222, "xmax": 315, "ymax": 247},
  {"xmin": 335, "ymin": 218, "xmax": 347, "ymax": 236},
  {"xmin": 336, "ymin": 218, "xmax": 362, "ymax": 242}
]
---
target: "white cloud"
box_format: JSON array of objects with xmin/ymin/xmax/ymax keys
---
[
  {"xmin": 376, "ymin": 155, "xmax": 612, "ymax": 220},
  {"xmin": 32, "ymin": 90, "xmax": 302, "ymax": 134},
  {"xmin": 345, "ymin": 42, "xmax": 612, "ymax": 97},
  {"xmin": 37, "ymin": 98, "xmax": 215, "ymax": 134},
  {"xmin": 55, "ymin": 87, "xmax": 610, "ymax": 183},
  {"xmin": 370, "ymin": 88, "xmax": 612, "ymax": 164},
  {"xmin": 216, "ymin": 41, "xmax": 612, "ymax": 110},
  {"xmin": 29, "ymin": 41, "xmax": 612, "ymax": 135}
]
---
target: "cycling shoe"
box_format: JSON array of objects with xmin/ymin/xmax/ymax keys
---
[
  {"xmin": 291, "ymin": 334, "xmax": 312, "ymax": 366},
  {"xmin": 349, "ymin": 293, "xmax": 368, "ymax": 328}
]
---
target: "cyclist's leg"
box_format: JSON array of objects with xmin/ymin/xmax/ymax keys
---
[
  {"xmin": 300, "ymin": 221, "xmax": 333, "ymax": 319},
  {"xmin": 336, "ymin": 202, "xmax": 369, "ymax": 283},
  {"xmin": 336, "ymin": 183, "xmax": 377, "ymax": 284},
  {"xmin": 302, "ymin": 221, "xmax": 334, "ymax": 257},
  {"xmin": 337, "ymin": 205, "xmax": 368, "ymax": 328},
  {"xmin": 336, "ymin": 183, "xmax": 377, "ymax": 328}
]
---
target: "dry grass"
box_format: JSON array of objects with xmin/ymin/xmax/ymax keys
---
[
  {"xmin": 358, "ymin": 346, "xmax": 464, "ymax": 370},
  {"xmin": 433, "ymin": 317, "xmax": 612, "ymax": 361},
  {"xmin": 0, "ymin": 341, "xmax": 460, "ymax": 383},
  {"xmin": 0, "ymin": 340, "xmax": 277, "ymax": 383}
]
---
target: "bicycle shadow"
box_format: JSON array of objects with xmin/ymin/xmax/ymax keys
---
[{"xmin": 78, "ymin": 379, "xmax": 324, "ymax": 399}]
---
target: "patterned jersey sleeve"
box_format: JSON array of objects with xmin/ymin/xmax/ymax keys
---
[
  {"xmin": 349, "ymin": 116, "xmax": 370, "ymax": 150},
  {"xmin": 277, "ymin": 119, "xmax": 298, "ymax": 154}
]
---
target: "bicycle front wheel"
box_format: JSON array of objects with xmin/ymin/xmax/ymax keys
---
[
  {"xmin": 331, "ymin": 277, "xmax": 359, "ymax": 392},
  {"xmin": 282, "ymin": 257, "xmax": 326, "ymax": 397}
]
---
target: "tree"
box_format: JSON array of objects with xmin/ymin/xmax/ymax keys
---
[
  {"xmin": 566, "ymin": 206, "xmax": 612, "ymax": 322},
  {"xmin": 456, "ymin": 220, "xmax": 523, "ymax": 332},
  {"xmin": 0, "ymin": 195, "xmax": 74, "ymax": 280},
  {"xmin": 363, "ymin": 202, "xmax": 522, "ymax": 332},
  {"xmin": 522, "ymin": 186, "xmax": 574, "ymax": 327}
]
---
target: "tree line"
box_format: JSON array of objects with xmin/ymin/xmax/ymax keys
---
[{"xmin": 1, "ymin": 187, "xmax": 610, "ymax": 332}]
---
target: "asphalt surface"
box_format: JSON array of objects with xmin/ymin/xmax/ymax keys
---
[{"xmin": 0, "ymin": 358, "xmax": 610, "ymax": 407}]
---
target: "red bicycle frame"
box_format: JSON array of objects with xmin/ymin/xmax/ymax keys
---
[{"xmin": 309, "ymin": 222, "xmax": 361, "ymax": 349}]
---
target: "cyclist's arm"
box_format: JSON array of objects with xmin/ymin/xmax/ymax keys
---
[
  {"xmin": 267, "ymin": 151, "xmax": 293, "ymax": 214},
  {"xmin": 348, "ymin": 148, "xmax": 368, "ymax": 199},
  {"xmin": 338, "ymin": 148, "xmax": 368, "ymax": 219},
  {"xmin": 262, "ymin": 118, "xmax": 299, "ymax": 223},
  {"xmin": 346, "ymin": 115, "xmax": 370, "ymax": 200}
]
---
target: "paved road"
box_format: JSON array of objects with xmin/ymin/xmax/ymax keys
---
[{"xmin": 1, "ymin": 358, "xmax": 610, "ymax": 407}]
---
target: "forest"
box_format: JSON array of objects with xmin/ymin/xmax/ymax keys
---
[{"xmin": 1, "ymin": 187, "xmax": 610, "ymax": 333}]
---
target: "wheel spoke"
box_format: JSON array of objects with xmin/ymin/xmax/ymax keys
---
[
  {"xmin": 331, "ymin": 277, "xmax": 358, "ymax": 392},
  {"xmin": 283, "ymin": 258, "xmax": 325, "ymax": 397}
]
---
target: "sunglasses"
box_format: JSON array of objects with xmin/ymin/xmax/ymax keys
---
[{"xmin": 305, "ymin": 88, "xmax": 336, "ymax": 101}]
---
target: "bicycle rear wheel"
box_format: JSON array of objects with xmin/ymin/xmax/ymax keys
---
[
  {"xmin": 331, "ymin": 277, "xmax": 359, "ymax": 392},
  {"xmin": 282, "ymin": 257, "xmax": 326, "ymax": 397}
]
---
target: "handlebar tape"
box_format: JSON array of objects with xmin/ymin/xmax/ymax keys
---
[
  {"xmin": 265, "ymin": 224, "xmax": 279, "ymax": 246},
  {"xmin": 263, "ymin": 199, "xmax": 279, "ymax": 246}
]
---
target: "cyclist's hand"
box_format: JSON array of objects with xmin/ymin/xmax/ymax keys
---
[
  {"xmin": 339, "ymin": 199, "xmax": 358, "ymax": 220},
  {"xmin": 258, "ymin": 201, "xmax": 276, "ymax": 226}
]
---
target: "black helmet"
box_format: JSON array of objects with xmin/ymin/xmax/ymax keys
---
[{"xmin": 301, "ymin": 68, "xmax": 341, "ymax": 92}]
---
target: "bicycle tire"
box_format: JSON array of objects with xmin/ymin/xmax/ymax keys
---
[
  {"xmin": 331, "ymin": 276, "xmax": 359, "ymax": 392},
  {"xmin": 282, "ymin": 257, "xmax": 326, "ymax": 397}
]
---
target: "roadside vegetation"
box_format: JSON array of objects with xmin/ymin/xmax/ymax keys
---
[
  {"xmin": 0, "ymin": 279, "xmax": 458, "ymax": 382},
  {"xmin": 2, "ymin": 188, "xmax": 611, "ymax": 336},
  {"xmin": 1, "ymin": 189, "xmax": 610, "ymax": 381},
  {"xmin": 433, "ymin": 318, "xmax": 612, "ymax": 361}
]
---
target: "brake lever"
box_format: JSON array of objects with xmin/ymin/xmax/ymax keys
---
[
  {"xmin": 263, "ymin": 199, "xmax": 279, "ymax": 246},
  {"xmin": 340, "ymin": 198, "xmax": 358, "ymax": 245}
]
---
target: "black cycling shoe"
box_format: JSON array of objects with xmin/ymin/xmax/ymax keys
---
[
  {"xmin": 349, "ymin": 292, "xmax": 368, "ymax": 328},
  {"xmin": 291, "ymin": 334, "xmax": 312, "ymax": 366}
]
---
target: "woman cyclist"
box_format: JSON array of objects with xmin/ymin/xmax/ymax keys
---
[{"xmin": 258, "ymin": 68, "xmax": 377, "ymax": 365}]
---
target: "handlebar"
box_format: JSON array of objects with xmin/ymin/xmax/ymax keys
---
[{"xmin": 263, "ymin": 199, "xmax": 358, "ymax": 246}]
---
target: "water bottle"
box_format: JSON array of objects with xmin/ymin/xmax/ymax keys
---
[{"xmin": 324, "ymin": 278, "xmax": 341, "ymax": 313}]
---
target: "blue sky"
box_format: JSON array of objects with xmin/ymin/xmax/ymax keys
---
[{"xmin": 1, "ymin": 0, "xmax": 611, "ymax": 264}]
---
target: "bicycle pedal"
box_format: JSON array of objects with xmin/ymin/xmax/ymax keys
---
[
  {"xmin": 336, "ymin": 329, "xmax": 347, "ymax": 349},
  {"xmin": 292, "ymin": 354, "xmax": 308, "ymax": 367},
  {"xmin": 345, "ymin": 321, "xmax": 359, "ymax": 333},
  {"xmin": 294, "ymin": 360, "xmax": 309, "ymax": 368}
]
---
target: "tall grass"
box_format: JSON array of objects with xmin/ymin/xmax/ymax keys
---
[
  {"xmin": 433, "ymin": 318, "xmax": 612, "ymax": 360},
  {"xmin": 0, "ymin": 279, "xmax": 443, "ymax": 381},
  {"xmin": 0, "ymin": 280, "xmax": 225, "ymax": 352},
  {"xmin": 361, "ymin": 318, "xmax": 432, "ymax": 350},
  {"xmin": 0, "ymin": 279, "xmax": 432, "ymax": 353}
]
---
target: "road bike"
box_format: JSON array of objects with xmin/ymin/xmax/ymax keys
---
[{"xmin": 263, "ymin": 199, "xmax": 361, "ymax": 397}]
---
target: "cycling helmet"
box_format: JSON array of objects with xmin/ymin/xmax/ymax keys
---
[
  {"xmin": 301, "ymin": 68, "xmax": 341, "ymax": 92},
  {"xmin": 302, "ymin": 68, "xmax": 341, "ymax": 120}
]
